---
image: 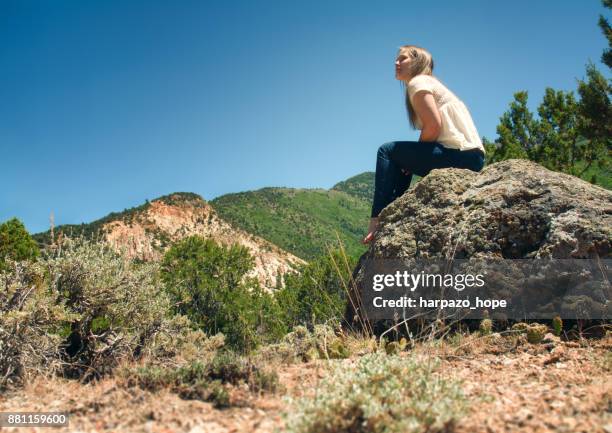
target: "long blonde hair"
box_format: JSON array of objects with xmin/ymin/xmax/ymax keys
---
[{"xmin": 398, "ymin": 45, "xmax": 435, "ymax": 129}]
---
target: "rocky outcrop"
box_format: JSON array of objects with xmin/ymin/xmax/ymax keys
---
[
  {"xmin": 100, "ymin": 194, "xmax": 304, "ymax": 290},
  {"xmin": 370, "ymin": 159, "xmax": 610, "ymax": 260},
  {"xmin": 346, "ymin": 160, "xmax": 611, "ymax": 328}
]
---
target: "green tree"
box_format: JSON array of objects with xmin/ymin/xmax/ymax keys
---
[
  {"xmin": 487, "ymin": 91, "xmax": 535, "ymax": 163},
  {"xmin": 160, "ymin": 236, "xmax": 285, "ymax": 351},
  {"xmin": 599, "ymin": 0, "xmax": 612, "ymax": 68},
  {"xmin": 488, "ymin": 85, "xmax": 608, "ymax": 182},
  {"xmin": 486, "ymin": 2, "xmax": 611, "ymax": 187},
  {"xmin": 576, "ymin": 63, "xmax": 612, "ymax": 180},
  {"xmin": 535, "ymin": 88, "xmax": 581, "ymax": 174},
  {"xmin": 0, "ymin": 218, "xmax": 39, "ymax": 272},
  {"xmin": 276, "ymin": 248, "xmax": 355, "ymax": 329}
]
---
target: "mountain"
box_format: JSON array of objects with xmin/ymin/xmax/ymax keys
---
[
  {"xmin": 33, "ymin": 193, "xmax": 304, "ymax": 289},
  {"xmin": 208, "ymin": 171, "xmax": 429, "ymax": 261},
  {"xmin": 33, "ymin": 171, "xmax": 379, "ymax": 270},
  {"xmin": 210, "ymin": 184, "xmax": 372, "ymax": 261},
  {"xmin": 330, "ymin": 172, "xmax": 375, "ymax": 202}
]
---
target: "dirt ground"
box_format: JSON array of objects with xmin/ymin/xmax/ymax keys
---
[{"xmin": 1, "ymin": 334, "xmax": 610, "ymax": 433}]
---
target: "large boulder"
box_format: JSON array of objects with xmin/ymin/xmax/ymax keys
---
[{"xmin": 345, "ymin": 159, "xmax": 611, "ymax": 330}]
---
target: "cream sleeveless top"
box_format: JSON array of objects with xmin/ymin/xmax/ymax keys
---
[{"xmin": 407, "ymin": 74, "xmax": 485, "ymax": 153}]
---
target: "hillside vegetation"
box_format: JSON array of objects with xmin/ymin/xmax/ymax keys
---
[
  {"xmin": 330, "ymin": 172, "xmax": 375, "ymax": 202},
  {"xmin": 31, "ymin": 192, "xmax": 303, "ymax": 289},
  {"xmin": 210, "ymin": 186, "xmax": 370, "ymax": 261}
]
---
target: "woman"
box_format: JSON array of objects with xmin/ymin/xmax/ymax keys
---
[{"xmin": 362, "ymin": 45, "xmax": 485, "ymax": 244}]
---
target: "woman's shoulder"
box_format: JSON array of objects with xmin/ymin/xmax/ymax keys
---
[
  {"xmin": 409, "ymin": 74, "xmax": 459, "ymax": 101},
  {"xmin": 407, "ymin": 74, "xmax": 442, "ymax": 95},
  {"xmin": 407, "ymin": 74, "xmax": 438, "ymax": 87}
]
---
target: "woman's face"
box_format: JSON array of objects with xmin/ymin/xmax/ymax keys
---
[{"xmin": 395, "ymin": 50, "xmax": 412, "ymax": 81}]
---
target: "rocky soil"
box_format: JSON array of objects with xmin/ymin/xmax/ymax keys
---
[{"xmin": 0, "ymin": 334, "xmax": 610, "ymax": 433}]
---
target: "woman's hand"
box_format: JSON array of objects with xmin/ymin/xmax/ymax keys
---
[{"xmin": 413, "ymin": 90, "xmax": 442, "ymax": 141}]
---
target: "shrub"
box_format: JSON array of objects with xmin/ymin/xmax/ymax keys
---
[
  {"xmin": 510, "ymin": 322, "xmax": 550, "ymax": 344},
  {"xmin": 121, "ymin": 361, "xmax": 232, "ymax": 408},
  {"xmin": 143, "ymin": 320, "xmax": 225, "ymax": 363},
  {"xmin": 526, "ymin": 324, "xmax": 549, "ymax": 344},
  {"xmin": 384, "ymin": 339, "xmax": 408, "ymax": 355},
  {"xmin": 160, "ymin": 236, "xmax": 286, "ymax": 351},
  {"xmin": 0, "ymin": 262, "xmax": 72, "ymax": 389},
  {"xmin": 41, "ymin": 239, "xmax": 178, "ymax": 380},
  {"xmin": 276, "ymin": 248, "xmax": 354, "ymax": 329},
  {"xmin": 119, "ymin": 349, "xmax": 279, "ymax": 408},
  {"xmin": 284, "ymin": 353, "xmax": 466, "ymax": 433},
  {"xmin": 257, "ymin": 324, "xmax": 351, "ymax": 364},
  {"xmin": 0, "ymin": 237, "xmax": 199, "ymax": 387},
  {"xmin": 511, "ymin": 322, "xmax": 530, "ymax": 332},
  {"xmin": 0, "ymin": 218, "xmax": 39, "ymax": 272},
  {"xmin": 206, "ymin": 351, "xmax": 250, "ymax": 384},
  {"xmin": 479, "ymin": 318, "xmax": 493, "ymax": 335}
]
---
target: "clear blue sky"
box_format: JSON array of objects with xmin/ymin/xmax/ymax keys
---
[{"xmin": 1, "ymin": 0, "xmax": 609, "ymax": 233}]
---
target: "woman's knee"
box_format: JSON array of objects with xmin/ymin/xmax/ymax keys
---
[
  {"xmin": 377, "ymin": 141, "xmax": 397, "ymax": 158},
  {"xmin": 470, "ymin": 154, "xmax": 485, "ymax": 172}
]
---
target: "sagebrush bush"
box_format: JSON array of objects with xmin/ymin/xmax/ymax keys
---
[
  {"xmin": 119, "ymin": 349, "xmax": 279, "ymax": 407},
  {"xmin": 257, "ymin": 323, "xmax": 350, "ymax": 363},
  {"xmin": 42, "ymin": 239, "xmax": 179, "ymax": 379},
  {"xmin": 0, "ymin": 238, "xmax": 200, "ymax": 387},
  {"xmin": 143, "ymin": 318, "xmax": 226, "ymax": 363},
  {"xmin": 284, "ymin": 353, "xmax": 466, "ymax": 433},
  {"xmin": 0, "ymin": 261, "xmax": 72, "ymax": 389}
]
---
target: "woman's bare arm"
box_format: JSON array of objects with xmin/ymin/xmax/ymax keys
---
[{"xmin": 413, "ymin": 91, "xmax": 442, "ymax": 141}]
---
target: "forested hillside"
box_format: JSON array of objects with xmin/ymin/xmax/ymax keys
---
[{"xmin": 210, "ymin": 186, "xmax": 371, "ymax": 260}]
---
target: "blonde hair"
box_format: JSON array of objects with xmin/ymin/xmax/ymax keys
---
[{"xmin": 398, "ymin": 45, "xmax": 434, "ymax": 129}]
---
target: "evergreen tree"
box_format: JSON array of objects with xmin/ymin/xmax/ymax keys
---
[
  {"xmin": 276, "ymin": 248, "xmax": 355, "ymax": 329},
  {"xmin": 487, "ymin": 2, "xmax": 611, "ymax": 186},
  {"xmin": 160, "ymin": 236, "xmax": 285, "ymax": 350},
  {"xmin": 536, "ymin": 88, "xmax": 580, "ymax": 174},
  {"xmin": 487, "ymin": 92, "xmax": 535, "ymax": 163},
  {"xmin": 0, "ymin": 218, "xmax": 40, "ymax": 272},
  {"xmin": 599, "ymin": 0, "xmax": 612, "ymax": 68},
  {"xmin": 576, "ymin": 63, "xmax": 612, "ymax": 178}
]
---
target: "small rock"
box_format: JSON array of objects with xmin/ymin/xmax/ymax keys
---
[
  {"xmin": 551, "ymin": 346, "xmax": 565, "ymax": 356},
  {"xmin": 550, "ymin": 401, "xmax": 565, "ymax": 409},
  {"xmin": 542, "ymin": 333, "xmax": 560, "ymax": 344},
  {"xmin": 562, "ymin": 417, "xmax": 577, "ymax": 430},
  {"xmin": 515, "ymin": 408, "xmax": 533, "ymax": 426},
  {"xmin": 543, "ymin": 346, "xmax": 566, "ymax": 365},
  {"xmin": 543, "ymin": 342, "xmax": 556, "ymax": 351}
]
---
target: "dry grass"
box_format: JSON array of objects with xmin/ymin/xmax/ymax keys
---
[{"xmin": 2, "ymin": 332, "xmax": 610, "ymax": 432}]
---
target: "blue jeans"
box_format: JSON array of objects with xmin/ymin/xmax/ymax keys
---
[{"xmin": 371, "ymin": 141, "xmax": 485, "ymax": 217}]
